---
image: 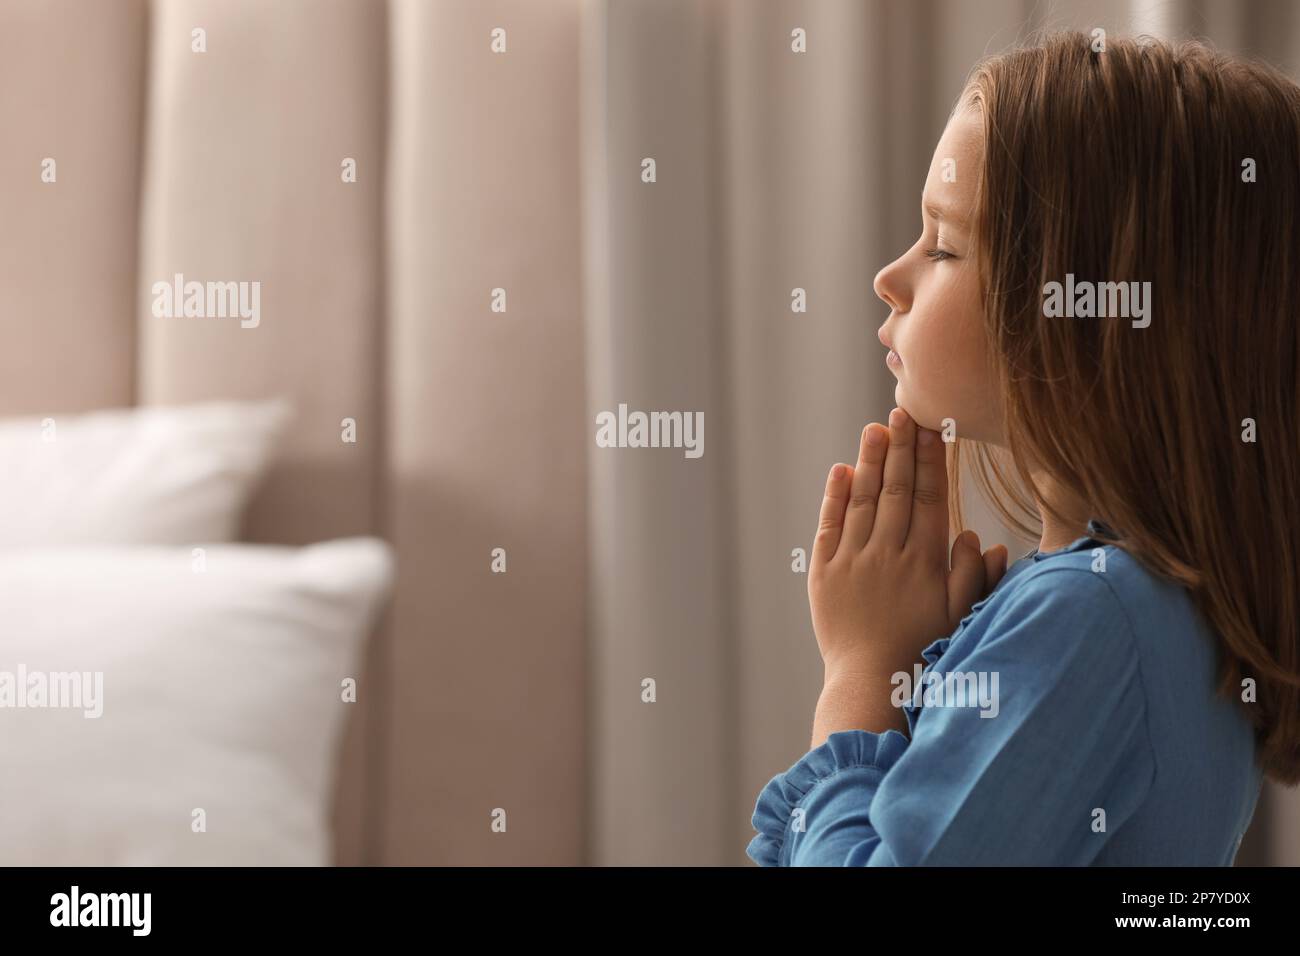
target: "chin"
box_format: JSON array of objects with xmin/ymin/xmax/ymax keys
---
[
  {"xmin": 893, "ymin": 386, "xmax": 949, "ymax": 436},
  {"xmin": 892, "ymin": 384, "xmax": 928, "ymax": 428}
]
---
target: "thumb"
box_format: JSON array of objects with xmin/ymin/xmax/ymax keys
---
[
  {"xmin": 947, "ymin": 530, "xmax": 986, "ymax": 626},
  {"xmin": 983, "ymin": 544, "xmax": 1009, "ymax": 593}
]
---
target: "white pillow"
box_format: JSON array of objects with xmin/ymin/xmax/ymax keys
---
[
  {"xmin": 0, "ymin": 400, "xmax": 290, "ymax": 546},
  {"xmin": 0, "ymin": 537, "xmax": 393, "ymax": 865}
]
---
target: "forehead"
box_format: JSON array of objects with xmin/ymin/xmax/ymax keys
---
[{"xmin": 924, "ymin": 108, "xmax": 983, "ymax": 203}]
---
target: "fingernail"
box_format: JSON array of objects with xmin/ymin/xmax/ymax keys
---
[
  {"xmin": 889, "ymin": 408, "xmax": 907, "ymax": 428},
  {"xmin": 866, "ymin": 426, "xmax": 884, "ymax": 446},
  {"xmin": 918, "ymin": 429, "xmax": 936, "ymax": 447},
  {"xmin": 831, "ymin": 464, "xmax": 845, "ymax": 479}
]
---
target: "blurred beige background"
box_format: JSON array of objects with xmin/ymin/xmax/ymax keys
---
[{"xmin": 0, "ymin": 0, "xmax": 1295, "ymax": 865}]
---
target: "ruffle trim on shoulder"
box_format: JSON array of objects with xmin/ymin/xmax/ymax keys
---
[
  {"xmin": 901, "ymin": 635, "xmax": 955, "ymax": 737},
  {"xmin": 900, "ymin": 595, "xmax": 992, "ymax": 735},
  {"xmin": 747, "ymin": 728, "xmax": 909, "ymax": 866}
]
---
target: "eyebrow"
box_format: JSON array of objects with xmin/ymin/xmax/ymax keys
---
[{"xmin": 922, "ymin": 191, "xmax": 969, "ymax": 229}]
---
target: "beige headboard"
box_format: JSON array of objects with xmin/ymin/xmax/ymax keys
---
[{"xmin": 0, "ymin": 0, "xmax": 586, "ymax": 865}]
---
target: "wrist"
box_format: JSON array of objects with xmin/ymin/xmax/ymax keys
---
[
  {"xmin": 812, "ymin": 668, "xmax": 910, "ymax": 747},
  {"xmin": 822, "ymin": 652, "xmax": 913, "ymax": 688}
]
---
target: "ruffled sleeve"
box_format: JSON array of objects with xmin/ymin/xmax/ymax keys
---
[
  {"xmin": 747, "ymin": 606, "xmax": 981, "ymax": 867},
  {"xmin": 747, "ymin": 727, "xmax": 909, "ymax": 866}
]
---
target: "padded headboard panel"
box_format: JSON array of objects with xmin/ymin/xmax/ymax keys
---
[
  {"xmin": 137, "ymin": 0, "xmax": 386, "ymax": 546},
  {"xmin": 0, "ymin": 0, "xmax": 145, "ymax": 414}
]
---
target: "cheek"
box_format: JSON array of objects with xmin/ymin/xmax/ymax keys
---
[{"xmin": 894, "ymin": 280, "xmax": 992, "ymax": 428}]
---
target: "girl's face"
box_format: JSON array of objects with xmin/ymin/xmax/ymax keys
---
[{"xmin": 873, "ymin": 109, "xmax": 1003, "ymax": 444}]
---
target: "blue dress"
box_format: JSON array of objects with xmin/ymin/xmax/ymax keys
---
[{"xmin": 747, "ymin": 520, "xmax": 1264, "ymax": 866}]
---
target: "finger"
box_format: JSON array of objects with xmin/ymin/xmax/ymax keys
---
[
  {"xmin": 871, "ymin": 407, "xmax": 916, "ymax": 549},
  {"xmin": 947, "ymin": 530, "xmax": 986, "ymax": 625},
  {"xmin": 811, "ymin": 463, "xmax": 854, "ymax": 564},
  {"xmin": 841, "ymin": 423, "xmax": 888, "ymax": 551},
  {"xmin": 908, "ymin": 426, "xmax": 949, "ymax": 566},
  {"xmin": 983, "ymin": 544, "xmax": 1008, "ymax": 591}
]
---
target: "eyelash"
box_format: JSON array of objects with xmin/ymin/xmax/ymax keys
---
[{"xmin": 923, "ymin": 248, "xmax": 955, "ymax": 262}]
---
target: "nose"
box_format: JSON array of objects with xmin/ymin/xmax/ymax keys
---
[{"xmin": 873, "ymin": 257, "xmax": 908, "ymax": 314}]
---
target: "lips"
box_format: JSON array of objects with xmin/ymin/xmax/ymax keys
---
[{"xmin": 878, "ymin": 326, "xmax": 902, "ymax": 368}]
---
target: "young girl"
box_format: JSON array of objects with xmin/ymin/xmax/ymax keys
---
[{"xmin": 747, "ymin": 31, "xmax": 1300, "ymax": 866}]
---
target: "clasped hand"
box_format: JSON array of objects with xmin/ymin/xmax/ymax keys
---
[{"xmin": 809, "ymin": 407, "xmax": 1007, "ymax": 684}]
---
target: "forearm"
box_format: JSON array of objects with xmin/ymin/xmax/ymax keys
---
[{"xmin": 812, "ymin": 667, "xmax": 910, "ymax": 749}]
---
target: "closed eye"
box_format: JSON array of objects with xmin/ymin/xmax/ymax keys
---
[{"xmin": 923, "ymin": 248, "xmax": 955, "ymax": 262}]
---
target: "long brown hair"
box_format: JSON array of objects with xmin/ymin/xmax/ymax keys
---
[{"xmin": 949, "ymin": 31, "xmax": 1300, "ymax": 785}]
